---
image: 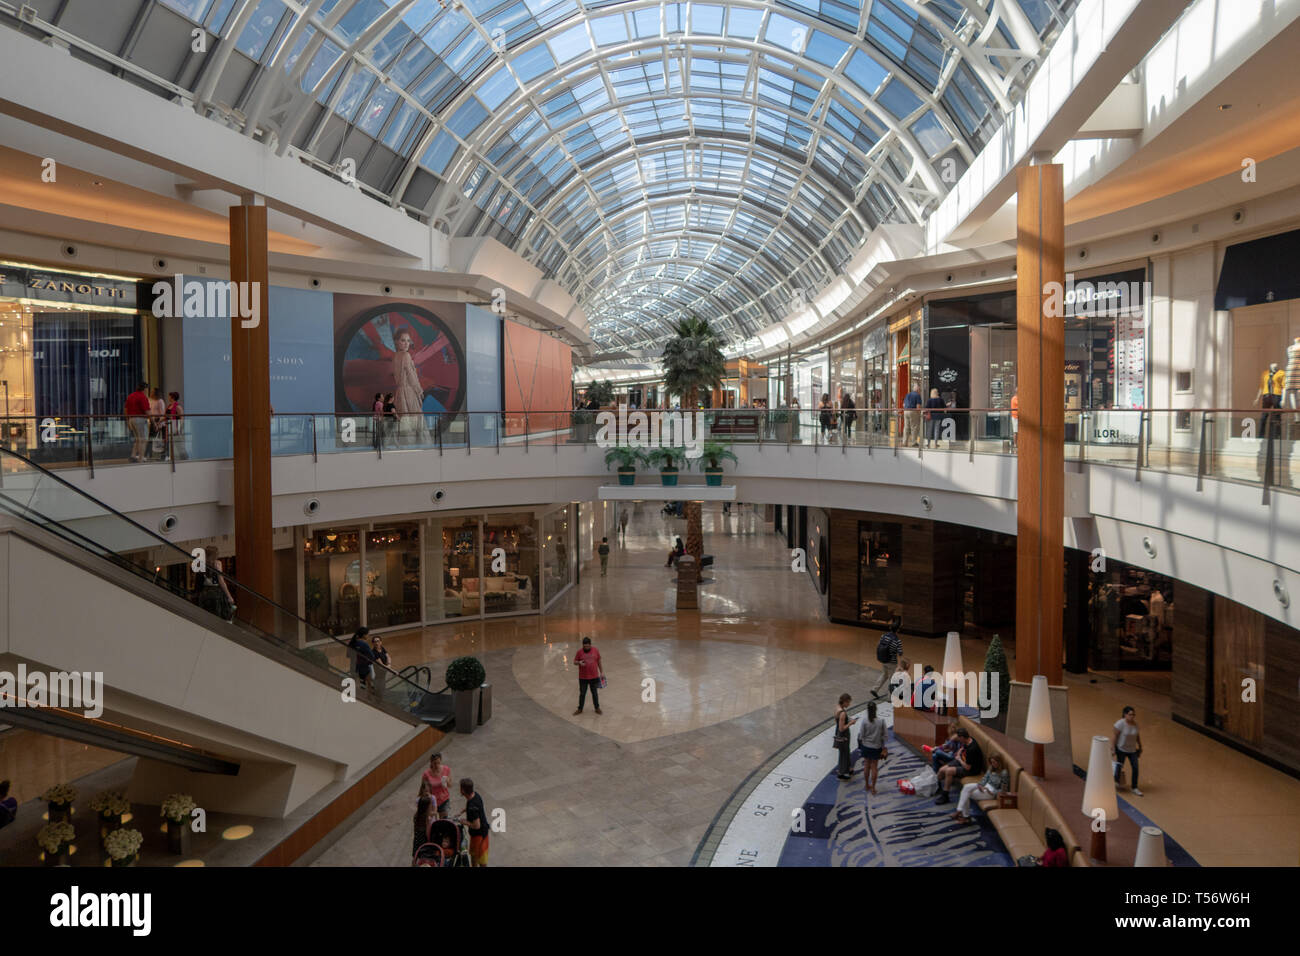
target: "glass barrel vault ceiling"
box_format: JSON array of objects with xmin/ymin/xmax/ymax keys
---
[{"xmin": 4, "ymin": 0, "xmax": 1078, "ymax": 351}]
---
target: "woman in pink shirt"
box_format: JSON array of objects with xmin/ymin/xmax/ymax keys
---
[
  {"xmin": 573, "ymin": 636, "xmax": 605, "ymax": 715},
  {"xmin": 421, "ymin": 753, "xmax": 452, "ymax": 819}
]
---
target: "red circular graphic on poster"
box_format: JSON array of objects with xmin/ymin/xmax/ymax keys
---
[{"xmin": 335, "ymin": 304, "xmax": 465, "ymax": 414}]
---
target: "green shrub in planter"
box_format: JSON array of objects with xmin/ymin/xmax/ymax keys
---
[
  {"xmin": 644, "ymin": 447, "xmax": 685, "ymax": 486},
  {"xmin": 446, "ymin": 656, "xmax": 486, "ymax": 691},
  {"xmin": 604, "ymin": 446, "xmax": 644, "ymax": 486},
  {"xmin": 696, "ymin": 441, "xmax": 737, "ymax": 486}
]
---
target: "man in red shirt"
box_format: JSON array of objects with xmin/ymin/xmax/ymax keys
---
[
  {"xmin": 123, "ymin": 381, "xmax": 151, "ymax": 462},
  {"xmin": 573, "ymin": 636, "xmax": 605, "ymax": 715}
]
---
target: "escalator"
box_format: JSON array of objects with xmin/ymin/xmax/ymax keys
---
[{"xmin": 0, "ymin": 447, "xmax": 452, "ymax": 815}]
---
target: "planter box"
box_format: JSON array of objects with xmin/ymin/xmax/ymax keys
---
[
  {"xmin": 166, "ymin": 819, "xmax": 193, "ymax": 855},
  {"xmin": 453, "ymin": 688, "xmax": 482, "ymax": 733},
  {"xmin": 617, "ymin": 468, "xmax": 635, "ymax": 486},
  {"xmin": 704, "ymin": 468, "xmax": 723, "ymax": 486},
  {"xmin": 660, "ymin": 468, "xmax": 678, "ymax": 486},
  {"xmin": 774, "ymin": 422, "xmax": 792, "ymax": 443}
]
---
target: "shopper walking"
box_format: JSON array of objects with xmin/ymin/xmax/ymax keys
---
[
  {"xmin": 166, "ymin": 391, "xmax": 184, "ymax": 459},
  {"xmin": 841, "ymin": 391, "xmax": 857, "ymax": 442},
  {"xmin": 196, "ymin": 546, "xmax": 235, "ymax": 621},
  {"xmin": 833, "ymin": 693, "xmax": 856, "ymax": 780},
  {"xmin": 456, "ymin": 778, "xmax": 490, "ymax": 866},
  {"xmin": 1112, "ymin": 705, "xmax": 1144, "ymax": 796},
  {"xmin": 818, "ymin": 392, "xmax": 836, "ymax": 441},
  {"xmin": 370, "ymin": 634, "xmax": 392, "ymax": 697},
  {"xmin": 1010, "ymin": 391, "xmax": 1019, "ymax": 449},
  {"xmin": 872, "ymin": 617, "xmax": 903, "ymax": 698},
  {"xmin": 573, "ymin": 636, "xmax": 604, "ymax": 714},
  {"xmin": 372, "ymin": 392, "xmax": 384, "ymax": 448},
  {"xmin": 412, "ymin": 794, "xmax": 433, "ymax": 860},
  {"xmin": 902, "ymin": 387, "xmax": 923, "ymax": 447},
  {"xmin": 598, "ymin": 536, "xmax": 610, "ymax": 576},
  {"xmin": 422, "ymin": 753, "xmax": 452, "ymax": 819},
  {"xmin": 124, "ymin": 381, "xmax": 151, "ymax": 462},
  {"xmin": 924, "ymin": 388, "xmax": 946, "ymax": 447},
  {"xmin": 148, "ymin": 388, "xmax": 166, "ymax": 459},
  {"xmin": 857, "ymin": 701, "xmax": 888, "ymax": 794},
  {"xmin": 619, "ymin": 509, "xmax": 629, "ymax": 539},
  {"xmin": 349, "ymin": 626, "xmax": 376, "ymax": 692}
]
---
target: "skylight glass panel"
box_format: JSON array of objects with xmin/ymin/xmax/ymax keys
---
[
  {"xmin": 234, "ymin": 0, "xmax": 284, "ymax": 61},
  {"xmin": 478, "ymin": 67, "xmax": 519, "ymax": 109},
  {"xmin": 725, "ymin": 7, "xmax": 762, "ymax": 40},
  {"xmin": 548, "ymin": 23, "xmax": 592, "ymax": 63},
  {"xmin": 910, "ymin": 110, "xmax": 949, "ymax": 156},
  {"xmin": 878, "ymin": 78, "xmax": 923, "ymax": 119},
  {"xmin": 844, "ymin": 49, "xmax": 888, "ymax": 98},
  {"xmin": 512, "ymin": 44, "xmax": 558, "ymax": 84}
]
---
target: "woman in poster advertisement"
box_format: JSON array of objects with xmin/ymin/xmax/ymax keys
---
[{"xmin": 392, "ymin": 327, "xmax": 431, "ymax": 444}]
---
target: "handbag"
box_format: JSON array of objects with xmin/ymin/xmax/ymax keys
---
[
  {"xmin": 832, "ymin": 712, "xmax": 849, "ymax": 747},
  {"xmin": 1016, "ymin": 855, "xmax": 1042, "ymax": 867}
]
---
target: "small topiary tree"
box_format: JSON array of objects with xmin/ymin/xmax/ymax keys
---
[
  {"xmin": 984, "ymin": 634, "xmax": 1011, "ymax": 717},
  {"xmin": 446, "ymin": 656, "xmax": 486, "ymax": 691}
]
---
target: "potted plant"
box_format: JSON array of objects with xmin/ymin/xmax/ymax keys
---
[
  {"xmin": 104, "ymin": 827, "xmax": 143, "ymax": 867},
  {"xmin": 89, "ymin": 790, "xmax": 130, "ymax": 841},
  {"xmin": 983, "ymin": 634, "xmax": 1012, "ymax": 733},
  {"xmin": 604, "ymin": 446, "xmax": 643, "ymax": 486},
  {"xmin": 37, "ymin": 821, "xmax": 76, "ymax": 866},
  {"xmin": 161, "ymin": 794, "xmax": 196, "ymax": 855},
  {"xmin": 697, "ymin": 442, "xmax": 738, "ymax": 486},
  {"xmin": 571, "ymin": 408, "xmax": 595, "ymax": 443},
  {"xmin": 585, "ymin": 379, "xmax": 615, "ymax": 407},
  {"xmin": 42, "ymin": 783, "xmax": 76, "ymax": 823},
  {"xmin": 644, "ymin": 447, "xmax": 686, "ymax": 486},
  {"xmin": 446, "ymin": 656, "xmax": 486, "ymax": 734},
  {"xmin": 770, "ymin": 407, "xmax": 794, "ymax": 443}
]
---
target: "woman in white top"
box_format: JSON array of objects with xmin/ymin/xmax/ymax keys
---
[
  {"xmin": 1112, "ymin": 706, "xmax": 1144, "ymax": 796},
  {"xmin": 856, "ymin": 701, "xmax": 888, "ymax": 794}
]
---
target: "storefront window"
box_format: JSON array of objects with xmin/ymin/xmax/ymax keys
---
[
  {"xmin": 542, "ymin": 507, "xmax": 573, "ymax": 606},
  {"xmin": 858, "ymin": 520, "xmax": 903, "ymax": 625},
  {"xmin": 303, "ymin": 528, "xmax": 362, "ymax": 636},
  {"xmin": 436, "ymin": 518, "xmax": 481, "ymax": 619},
  {"xmin": 1088, "ymin": 561, "xmax": 1173, "ymax": 673},
  {"xmin": 365, "ymin": 524, "xmax": 421, "ymax": 628},
  {"xmin": 482, "ymin": 512, "xmax": 539, "ymax": 614}
]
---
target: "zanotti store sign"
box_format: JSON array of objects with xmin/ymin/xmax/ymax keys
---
[{"xmin": 0, "ymin": 265, "xmax": 139, "ymax": 309}]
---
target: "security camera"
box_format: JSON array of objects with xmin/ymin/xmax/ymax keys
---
[
  {"xmin": 304, "ymin": 498, "xmax": 320, "ymax": 516},
  {"xmin": 1232, "ymin": 209, "xmax": 1245, "ymax": 223},
  {"xmin": 1150, "ymin": 232, "xmax": 1160, "ymax": 244},
  {"xmin": 383, "ymin": 285, "xmax": 392, "ymax": 295},
  {"xmin": 159, "ymin": 513, "xmax": 178, "ymax": 534},
  {"xmin": 433, "ymin": 489, "xmax": 446, "ymax": 502},
  {"xmin": 1078, "ymin": 248, "xmax": 1089, "ymax": 260},
  {"xmin": 155, "ymin": 258, "xmax": 168, "ymax": 270},
  {"xmin": 310, "ymin": 277, "xmax": 321, "ymax": 288},
  {"xmin": 63, "ymin": 244, "xmax": 77, "ymax": 258}
]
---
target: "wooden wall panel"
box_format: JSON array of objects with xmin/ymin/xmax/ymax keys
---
[
  {"xmin": 1264, "ymin": 616, "xmax": 1300, "ymax": 773},
  {"xmin": 1214, "ymin": 596, "xmax": 1264, "ymax": 744},
  {"xmin": 1171, "ymin": 582, "xmax": 1211, "ymax": 724},
  {"xmin": 828, "ymin": 509, "xmax": 859, "ymax": 621}
]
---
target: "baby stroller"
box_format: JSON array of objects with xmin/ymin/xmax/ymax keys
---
[{"xmin": 413, "ymin": 819, "xmax": 470, "ymax": 867}]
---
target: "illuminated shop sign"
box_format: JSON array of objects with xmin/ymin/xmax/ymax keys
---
[{"xmin": 0, "ymin": 265, "xmax": 138, "ymax": 309}]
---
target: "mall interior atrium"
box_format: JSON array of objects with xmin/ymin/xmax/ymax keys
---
[{"xmin": 0, "ymin": 0, "xmax": 1296, "ymax": 889}]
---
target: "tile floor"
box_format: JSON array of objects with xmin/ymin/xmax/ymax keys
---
[{"xmin": 314, "ymin": 502, "xmax": 1300, "ymax": 867}]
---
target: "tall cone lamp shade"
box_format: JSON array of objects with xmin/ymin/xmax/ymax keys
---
[
  {"xmin": 1134, "ymin": 826, "xmax": 1167, "ymax": 867},
  {"xmin": 941, "ymin": 631, "xmax": 963, "ymax": 715},
  {"xmin": 1082, "ymin": 735, "xmax": 1119, "ymax": 862},
  {"xmin": 1024, "ymin": 675, "xmax": 1054, "ymax": 777}
]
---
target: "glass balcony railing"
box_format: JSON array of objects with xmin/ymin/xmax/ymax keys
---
[
  {"xmin": 1, "ymin": 408, "xmax": 1293, "ymax": 498},
  {"xmin": 0, "ymin": 444, "xmax": 435, "ymax": 718}
]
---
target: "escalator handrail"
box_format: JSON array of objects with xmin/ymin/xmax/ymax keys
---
[{"xmin": 0, "ymin": 444, "xmax": 430, "ymax": 707}]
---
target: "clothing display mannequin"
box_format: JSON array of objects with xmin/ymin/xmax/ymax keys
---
[
  {"xmin": 1258, "ymin": 362, "xmax": 1285, "ymax": 434},
  {"xmin": 1286, "ymin": 339, "xmax": 1300, "ymax": 410}
]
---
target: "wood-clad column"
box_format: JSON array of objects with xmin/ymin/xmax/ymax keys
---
[
  {"xmin": 1015, "ymin": 164, "xmax": 1064, "ymax": 684},
  {"xmin": 230, "ymin": 200, "xmax": 274, "ymax": 630}
]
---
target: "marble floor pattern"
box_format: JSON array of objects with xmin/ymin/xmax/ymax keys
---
[{"xmin": 314, "ymin": 503, "xmax": 1300, "ymax": 867}]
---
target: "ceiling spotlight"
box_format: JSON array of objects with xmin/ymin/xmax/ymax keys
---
[{"xmin": 1218, "ymin": 103, "xmax": 1232, "ymax": 111}]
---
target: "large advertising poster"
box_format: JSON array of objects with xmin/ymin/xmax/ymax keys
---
[
  {"xmin": 333, "ymin": 295, "xmax": 467, "ymax": 416},
  {"xmin": 503, "ymin": 319, "xmax": 573, "ymax": 435}
]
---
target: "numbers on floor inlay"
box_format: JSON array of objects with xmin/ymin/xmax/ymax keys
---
[
  {"xmin": 773, "ymin": 776, "xmax": 793, "ymax": 789},
  {"xmin": 753, "ymin": 804, "xmax": 774, "ymax": 816}
]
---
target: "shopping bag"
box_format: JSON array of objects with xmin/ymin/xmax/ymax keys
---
[{"xmin": 904, "ymin": 767, "xmax": 938, "ymax": 797}]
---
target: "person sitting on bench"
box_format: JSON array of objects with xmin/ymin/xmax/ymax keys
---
[
  {"xmin": 665, "ymin": 537, "xmax": 685, "ymax": 567},
  {"xmin": 934, "ymin": 728, "xmax": 983, "ymax": 805}
]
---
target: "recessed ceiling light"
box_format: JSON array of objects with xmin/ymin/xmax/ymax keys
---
[
  {"xmin": 92, "ymin": 180, "xmax": 104, "ymax": 187},
  {"xmin": 1218, "ymin": 103, "xmax": 1232, "ymax": 111}
]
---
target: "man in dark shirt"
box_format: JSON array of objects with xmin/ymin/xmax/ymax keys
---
[
  {"xmin": 902, "ymin": 388, "xmax": 923, "ymax": 447},
  {"xmin": 348, "ymin": 627, "xmax": 376, "ymax": 691},
  {"xmin": 457, "ymin": 778, "xmax": 490, "ymax": 867},
  {"xmin": 935, "ymin": 728, "xmax": 983, "ymax": 804},
  {"xmin": 871, "ymin": 617, "xmax": 903, "ymax": 699}
]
